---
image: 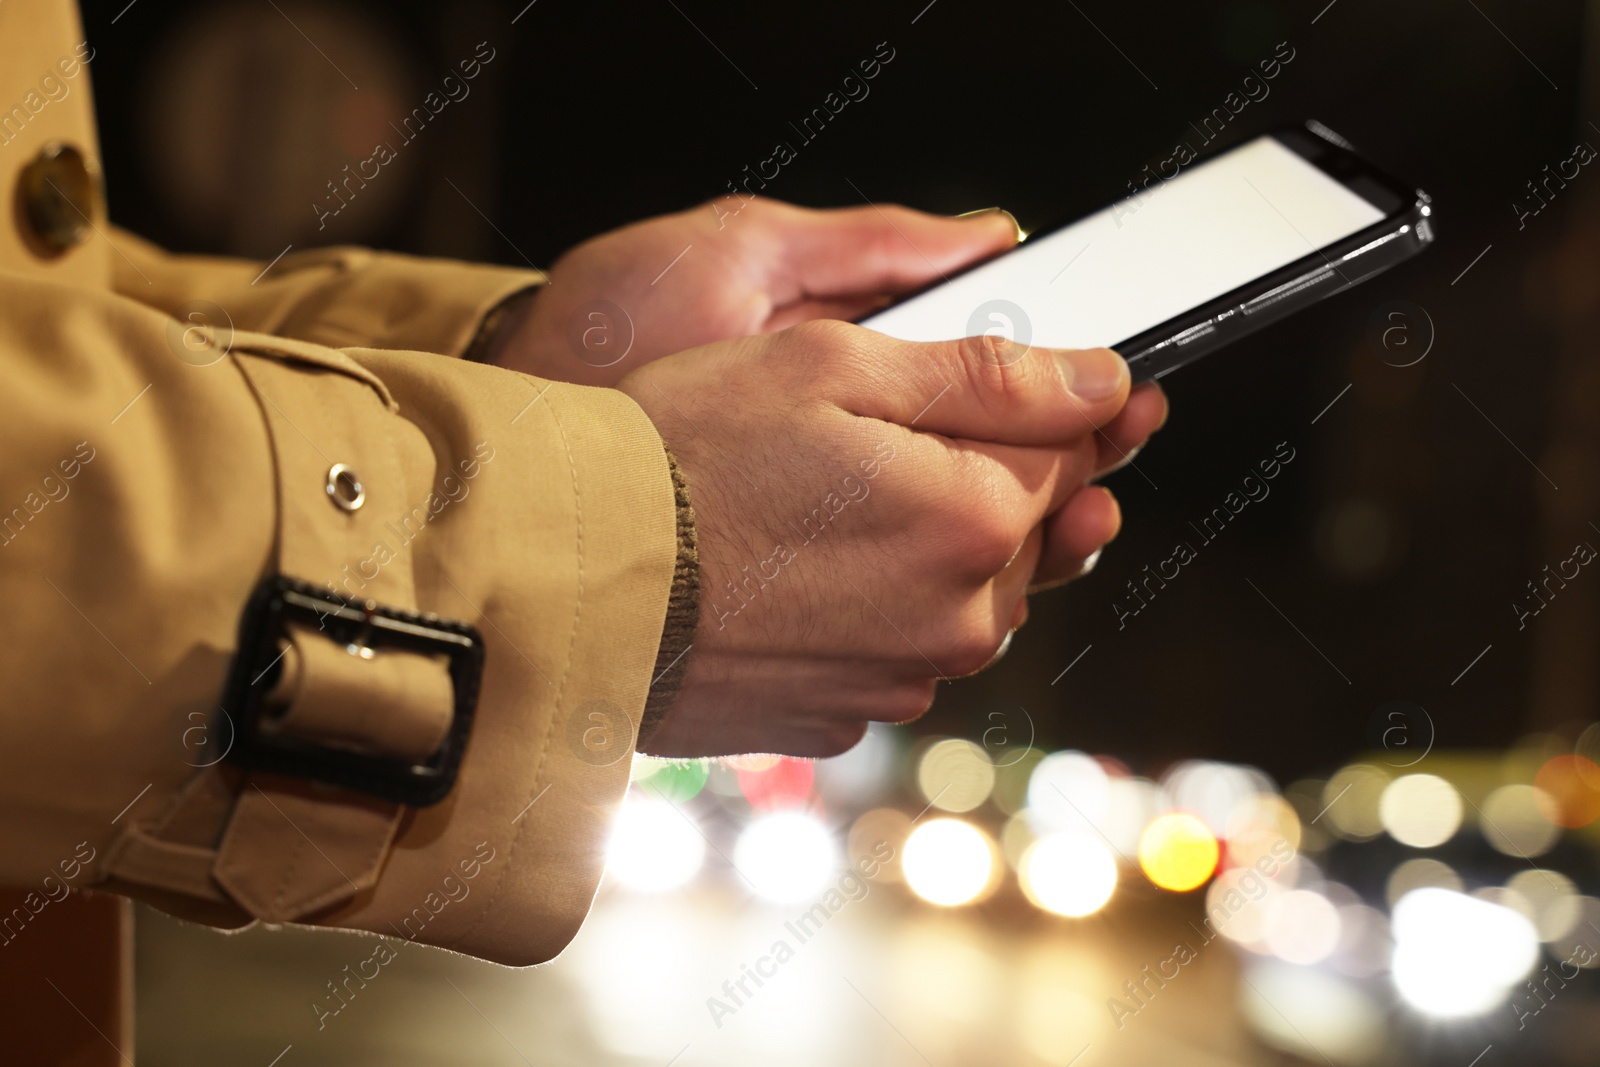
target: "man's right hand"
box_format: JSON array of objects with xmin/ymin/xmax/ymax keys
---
[{"xmin": 618, "ymin": 321, "xmax": 1155, "ymax": 758}]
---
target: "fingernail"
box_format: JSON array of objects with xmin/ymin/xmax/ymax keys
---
[
  {"xmin": 956, "ymin": 207, "xmax": 1024, "ymax": 242},
  {"xmin": 1077, "ymin": 548, "xmax": 1103, "ymax": 578},
  {"xmin": 1058, "ymin": 347, "xmax": 1128, "ymax": 400}
]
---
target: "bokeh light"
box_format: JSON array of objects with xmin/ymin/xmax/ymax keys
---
[
  {"xmin": 1164, "ymin": 761, "xmax": 1274, "ymax": 836},
  {"xmin": 1547, "ymin": 896, "xmax": 1600, "ymax": 966},
  {"xmin": 991, "ymin": 746, "xmax": 1047, "ymax": 815},
  {"xmin": 634, "ymin": 758, "xmax": 709, "ymax": 803},
  {"xmin": 1378, "ymin": 773, "xmax": 1462, "ymax": 848},
  {"xmin": 734, "ymin": 811, "xmax": 836, "ymax": 903},
  {"xmin": 1386, "ymin": 857, "xmax": 1462, "ymax": 909},
  {"xmin": 737, "ymin": 756, "xmax": 815, "ymax": 811},
  {"xmin": 1027, "ymin": 751, "xmax": 1110, "ymax": 834},
  {"xmin": 1103, "ymin": 776, "xmax": 1169, "ymax": 857},
  {"xmin": 848, "ymin": 807, "xmax": 912, "ymax": 884},
  {"xmin": 1480, "ymin": 783, "xmax": 1561, "ymax": 857},
  {"xmin": 605, "ymin": 794, "xmax": 706, "ymax": 893},
  {"xmin": 1207, "ymin": 866, "xmax": 1284, "ymax": 948},
  {"xmin": 1241, "ymin": 960, "xmax": 1387, "ymax": 1065},
  {"xmin": 916, "ymin": 739, "xmax": 995, "ymax": 814},
  {"xmin": 1223, "ymin": 793, "xmax": 1303, "ymax": 873},
  {"xmin": 1262, "ymin": 889, "xmax": 1341, "ymax": 965},
  {"xmin": 1505, "ymin": 869, "xmax": 1580, "ymax": 941},
  {"xmin": 814, "ymin": 722, "xmax": 900, "ymax": 805},
  {"xmin": 1139, "ymin": 813, "xmax": 1219, "ymax": 892},
  {"xmin": 1391, "ymin": 887, "xmax": 1539, "ymax": 1017},
  {"xmin": 1321, "ymin": 764, "xmax": 1389, "ymax": 842},
  {"xmin": 1019, "ymin": 832, "xmax": 1118, "ymax": 918},
  {"xmin": 1331, "ymin": 903, "xmax": 1392, "ymax": 979},
  {"xmin": 1533, "ymin": 754, "xmax": 1600, "ymax": 828},
  {"xmin": 902, "ymin": 819, "xmax": 996, "ymax": 907},
  {"xmin": 1001, "ymin": 811, "xmax": 1037, "ymax": 871}
]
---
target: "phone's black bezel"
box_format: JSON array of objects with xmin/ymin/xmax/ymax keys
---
[{"xmin": 857, "ymin": 121, "xmax": 1434, "ymax": 382}]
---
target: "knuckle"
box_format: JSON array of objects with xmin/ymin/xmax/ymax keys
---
[
  {"xmin": 956, "ymin": 334, "xmax": 1040, "ymax": 408},
  {"xmin": 788, "ymin": 721, "xmax": 869, "ymax": 759},
  {"xmin": 936, "ymin": 607, "xmax": 1008, "ymax": 678},
  {"xmin": 947, "ymin": 499, "xmax": 1021, "ymax": 576},
  {"xmin": 774, "ymin": 319, "xmax": 869, "ymax": 386},
  {"xmin": 786, "ymin": 317, "xmax": 866, "ymax": 358},
  {"xmin": 879, "ymin": 680, "xmax": 938, "ymax": 725}
]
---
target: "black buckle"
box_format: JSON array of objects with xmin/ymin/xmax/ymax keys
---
[{"xmin": 219, "ymin": 576, "xmax": 484, "ymax": 807}]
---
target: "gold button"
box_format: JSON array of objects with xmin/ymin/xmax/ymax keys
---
[{"xmin": 15, "ymin": 142, "xmax": 100, "ymax": 258}]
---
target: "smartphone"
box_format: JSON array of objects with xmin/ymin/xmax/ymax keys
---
[{"xmin": 858, "ymin": 122, "xmax": 1434, "ymax": 382}]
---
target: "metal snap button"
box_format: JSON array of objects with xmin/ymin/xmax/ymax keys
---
[
  {"xmin": 16, "ymin": 142, "xmax": 100, "ymax": 258},
  {"xmin": 325, "ymin": 464, "xmax": 365, "ymax": 511}
]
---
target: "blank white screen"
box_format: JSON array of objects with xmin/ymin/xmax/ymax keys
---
[{"xmin": 860, "ymin": 136, "xmax": 1386, "ymax": 350}]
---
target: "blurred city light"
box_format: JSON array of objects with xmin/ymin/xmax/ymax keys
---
[
  {"xmin": 1163, "ymin": 761, "xmax": 1273, "ymax": 836},
  {"xmin": 814, "ymin": 722, "xmax": 900, "ymax": 805},
  {"xmin": 1240, "ymin": 960, "xmax": 1387, "ymax": 1064},
  {"xmin": 1480, "ymin": 783, "xmax": 1560, "ymax": 857},
  {"xmin": 734, "ymin": 811, "xmax": 837, "ymax": 903},
  {"xmin": 1378, "ymin": 773, "xmax": 1462, "ymax": 848},
  {"xmin": 991, "ymin": 746, "xmax": 1046, "ymax": 815},
  {"xmin": 1019, "ymin": 831, "xmax": 1118, "ymax": 918},
  {"xmin": 1000, "ymin": 811, "xmax": 1037, "ymax": 871},
  {"xmin": 605, "ymin": 793, "xmax": 706, "ymax": 893},
  {"xmin": 1026, "ymin": 751, "xmax": 1110, "ymax": 835},
  {"xmin": 1391, "ymin": 887, "xmax": 1539, "ymax": 1017},
  {"xmin": 916, "ymin": 738, "xmax": 995, "ymax": 814},
  {"xmin": 848, "ymin": 807, "xmax": 912, "ymax": 884},
  {"xmin": 1262, "ymin": 889, "xmax": 1342, "ymax": 965},
  {"xmin": 1505, "ymin": 869, "xmax": 1580, "ymax": 941},
  {"xmin": 1207, "ymin": 866, "xmax": 1284, "ymax": 948},
  {"xmin": 737, "ymin": 756, "xmax": 815, "ymax": 811},
  {"xmin": 903, "ymin": 819, "xmax": 996, "ymax": 907},
  {"xmin": 1222, "ymin": 792, "xmax": 1302, "ymax": 873},
  {"xmin": 1533, "ymin": 754, "xmax": 1600, "ymax": 828},
  {"xmin": 632, "ymin": 756, "xmax": 709, "ymax": 803},
  {"xmin": 1330, "ymin": 902, "xmax": 1392, "ymax": 978},
  {"xmin": 1102, "ymin": 776, "xmax": 1169, "ymax": 857},
  {"xmin": 1385, "ymin": 857, "xmax": 1463, "ymax": 908},
  {"xmin": 1138, "ymin": 813, "xmax": 1219, "ymax": 892},
  {"xmin": 1321, "ymin": 763, "xmax": 1389, "ymax": 842}
]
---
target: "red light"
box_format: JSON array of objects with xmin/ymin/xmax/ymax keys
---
[{"xmin": 737, "ymin": 758, "xmax": 814, "ymax": 811}]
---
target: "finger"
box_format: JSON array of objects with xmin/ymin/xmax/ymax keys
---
[
  {"xmin": 954, "ymin": 435, "xmax": 1100, "ymax": 530},
  {"xmin": 1094, "ymin": 382, "xmax": 1168, "ymax": 475},
  {"xmin": 832, "ymin": 323, "xmax": 1132, "ymax": 446},
  {"xmin": 1031, "ymin": 486, "xmax": 1122, "ymax": 591},
  {"xmin": 757, "ymin": 200, "xmax": 1021, "ymax": 304},
  {"xmin": 996, "ymin": 525, "xmax": 1045, "ymax": 630}
]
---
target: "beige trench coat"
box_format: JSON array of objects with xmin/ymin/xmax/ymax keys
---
[{"xmin": 1, "ymin": 2, "xmax": 690, "ymax": 1061}]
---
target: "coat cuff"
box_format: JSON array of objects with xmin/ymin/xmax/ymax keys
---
[
  {"xmin": 109, "ymin": 227, "xmax": 545, "ymax": 359},
  {"xmin": 637, "ymin": 444, "xmax": 699, "ymax": 746}
]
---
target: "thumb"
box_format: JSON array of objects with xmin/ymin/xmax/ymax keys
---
[
  {"xmin": 773, "ymin": 202, "xmax": 1021, "ymax": 300},
  {"xmin": 829, "ymin": 324, "xmax": 1131, "ymax": 445}
]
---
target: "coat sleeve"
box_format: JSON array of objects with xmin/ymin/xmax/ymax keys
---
[
  {"xmin": 0, "ymin": 265, "xmax": 676, "ymax": 967},
  {"xmin": 107, "ymin": 226, "xmax": 542, "ymax": 359}
]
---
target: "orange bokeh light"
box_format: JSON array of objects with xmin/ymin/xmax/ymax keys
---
[{"xmin": 1534, "ymin": 755, "xmax": 1600, "ymax": 828}]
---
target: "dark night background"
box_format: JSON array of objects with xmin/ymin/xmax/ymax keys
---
[{"xmin": 81, "ymin": 0, "xmax": 1596, "ymax": 783}]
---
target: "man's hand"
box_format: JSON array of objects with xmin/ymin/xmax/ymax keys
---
[
  {"xmin": 618, "ymin": 321, "xmax": 1148, "ymax": 759},
  {"xmin": 490, "ymin": 197, "xmax": 1022, "ymax": 386}
]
